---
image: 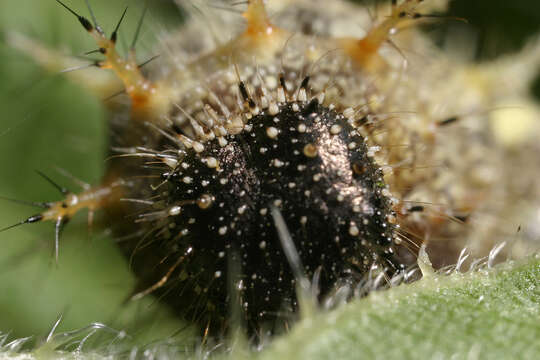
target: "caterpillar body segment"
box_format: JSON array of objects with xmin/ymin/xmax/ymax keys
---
[
  {"xmin": 0, "ymin": 176, "xmax": 124, "ymax": 262},
  {"xmin": 6, "ymin": 31, "xmax": 122, "ymax": 99}
]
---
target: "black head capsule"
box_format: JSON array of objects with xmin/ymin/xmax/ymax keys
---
[{"xmin": 122, "ymin": 99, "xmax": 401, "ymax": 337}]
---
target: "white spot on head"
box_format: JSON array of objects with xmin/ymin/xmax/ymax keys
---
[
  {"xmin": 266, "ymin": 126, "xmax": 279, "ymax": 139},
  {"xmin": 168, "ymin": 206, "xmax": 182, "ymax": 216},
  {"xmin": 330, "ymin": 124, "xmax": 342, "ymax": 135},
  {"xmin": 197, "ymin": 194, "xmax": 214, "ymax": 209},
  {"xmin": 218, "ymin": 137, "xmax": 228, "ymax": 147},
  {"xmin": 206, "ymin": 157, "xmax": 218, "ymax": 168},
  {"xmin": 303, "ymin": 143, "xmax": 318, "ymax": 158},
  {"xmin": 349, "ymin": 224, "xmax": 359, "ymax": 236},
  {"xmin": 237, "ymin": 204, "xmax": 248, "ymax": 215}
]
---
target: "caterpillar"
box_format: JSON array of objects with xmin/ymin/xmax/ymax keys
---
[{"xmin": 1, "ymin": 0, "xmax": 539, "ymax": 351}]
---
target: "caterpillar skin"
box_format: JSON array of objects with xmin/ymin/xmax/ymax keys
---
[{"xmin": 5, "ymin": 0, "xmax": 540, "ymax": 341}]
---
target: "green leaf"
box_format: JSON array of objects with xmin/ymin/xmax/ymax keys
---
[{"xmin": 257, "ymin": 257, "xmax": 540, "ymax": 360}]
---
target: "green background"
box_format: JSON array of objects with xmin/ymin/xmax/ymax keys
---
[
  {"xmin": 0, "ymin": 0, "xmax": 186, "ymax": 346},
  {"xmin": 0, "ymin": 0, "xmax": 538, "ymax": 351}
]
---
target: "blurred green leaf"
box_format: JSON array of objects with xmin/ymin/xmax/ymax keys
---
[
  {"xmin": 0, "ymin": 0, "xmax": 185, "ymax": 344},
  {"xmin": 257, "ymin": 258, "xmax": 540, "ymax": 360}
]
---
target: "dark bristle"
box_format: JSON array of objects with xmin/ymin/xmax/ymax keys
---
[
  {"xmin": 0, "ymin": 195, "xmax": 50, "ymax": 209},
  {"xmin": 111, "ymin": 7, "xmax": 128, "ymax": 43},
  {"xmin": 35, "ymin": 170, "xmax": 68, "ymax": 195},
  {"xmin": 131, "ymin": 0, "xmax": 149, "ymax": 50},
  {"xmin": 300, "ymin": 76, "xmax": 310, "ymax": 90},
  {"xmin": 55, "ymin": 0, "xmax": 94, "ymax": 32},
  {"xmin": 0, "ymin": 214, "xmax": 43, "ymax": 233},
  {"xmin": 84, "ymin": 0, "xmax": 103, "ymax": 34},
  {"xmin": 238, "ymin": 81, "xmax": 250, "ymax": 101},
  {"xmin": 438, "ymin": 116, "xmax": 459, "ymax": 126},
  {"xmin": 138, "ymin": 54, "xmax": 160, "ymax": 69},
  {"xmin": 279, "ymin": 74, "xmax": 286, "ymax": 89},
  {"xmin": 303, "ymin": 98, "xmax": 319, "ymax": 115}
]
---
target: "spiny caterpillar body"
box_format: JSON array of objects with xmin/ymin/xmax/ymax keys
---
[{"xmin": 2, "ymin": 0, "xmax": 540, "ymax": 344}]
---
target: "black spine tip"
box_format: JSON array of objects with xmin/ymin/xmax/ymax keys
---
[
  {"xmin": 138, "ymin": 54, "xmax": 160, "ymax": 69},
  {"xmin": 0, "ymin": 214, "xmax": 43, "ymax": 233},
  {"xmin": 111, "ymin": 7, "xmax": 129, "ymax": 43},
  {"xmin": 0, "ymin": 195, "xmax": 51, "ymax": 209},
  {"xmin": 78, "ymin": 16, "xmax": 94, "ymax": 31},
  {"xmin": 303, "ymin": 98, "xmax": 319, "ymax": 115},
  {"xmin": 408, "ymin": 205, "xmax": 424, "ymax": 213},
  {"xmin": 55, "ymin": 0, "xmax": 94, "ymax": 31},
  {"xmin": 35, "ymin": 170, "xmax": 69, "ymax": 195},
  {"xmin": 239, "ymin": 81, "xmax": 250, "ymax": 102},
  {"xmin": 279, "ymin": 74, "xmax": 286, "ymax": 89},
  {"xmin": 300, "ymin": 76, "xmax": 310, "ymax": 90},
  {"xmin": 26, "ymin": 214, "xmax": 44, "ymax": 224},
  {"xmin": 438, "ymin": 116, "xmax": 459, "ymax": 126}
]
